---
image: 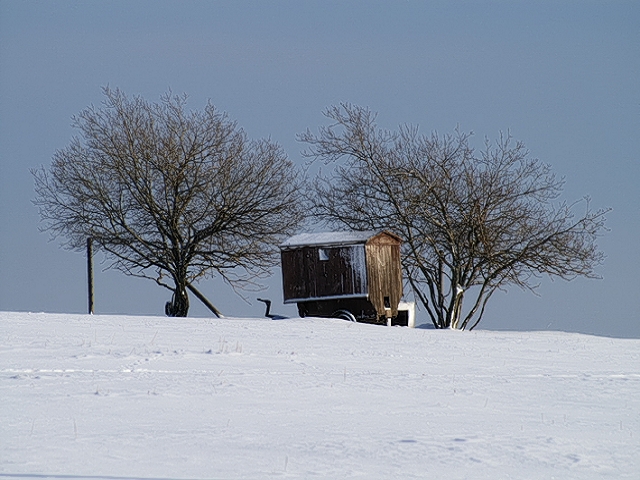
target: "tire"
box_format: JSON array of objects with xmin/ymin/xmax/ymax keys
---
[{"xmin": 332, "ymin": 309, "xmax": 357, "ymax": 323}]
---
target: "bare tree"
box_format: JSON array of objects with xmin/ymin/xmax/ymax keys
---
[
  {"xmin": 300, "ymin": 104, "xmax": 609, "ymax": 329},
  {"xmin": 33, "ymin": 87, "xmax": 304, "ymax": 317}
]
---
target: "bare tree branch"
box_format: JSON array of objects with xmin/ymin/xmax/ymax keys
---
[
  {"xmin": 300, "ymin": 104, "xmax": 609, "ymax": 329},
  {"xmin": 33, "ymin": 87, "xmax": 305, "ymax": 317}
]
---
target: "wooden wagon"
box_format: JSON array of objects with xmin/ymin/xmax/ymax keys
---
[{"xmin": 279, "ymin": 231, "xmax": 415, "ymax": 326}]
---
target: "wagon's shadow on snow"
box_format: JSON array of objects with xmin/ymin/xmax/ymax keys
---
[{"xmin": 415, "ymin": 323, "xmax": 436, "ymax": 329}]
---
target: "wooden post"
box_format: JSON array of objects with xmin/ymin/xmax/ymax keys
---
[
  {"xmin": 87, "ymin": 237, "xmax": 94, "ymax": 314},
  {"xmin": 186, "ymin": 283, "xmax": 223, "ymax": 318}
]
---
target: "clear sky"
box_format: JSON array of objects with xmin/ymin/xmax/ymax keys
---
[{"xmin": 1, "ymin": 1, "xmax": 638, "ymax": 337}]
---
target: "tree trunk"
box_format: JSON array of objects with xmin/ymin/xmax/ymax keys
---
[{"xmin": 165, "ymin": 278, "xmax": 190, "ymax": 317}]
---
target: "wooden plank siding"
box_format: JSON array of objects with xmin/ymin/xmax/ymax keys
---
[
  {"xmin": 365, "ymin": 234, "xmax": 403, "ymax": 319},
  {"xmin": 280, "ymin": 231, "xmax": 403, "ymax": 323},
  {"xmin": 281, "ymin": 245, "xmax": 368, "ymax": 302}
]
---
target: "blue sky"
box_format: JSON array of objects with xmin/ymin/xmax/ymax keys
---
[{"xmin": 1, "ymin": 1, "xmax": 638, "ymax": 337}]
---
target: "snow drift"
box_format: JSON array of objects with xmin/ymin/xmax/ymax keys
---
[{"xmin": 1, "ymin": 311, "xmax": 638, "ymax": 479}]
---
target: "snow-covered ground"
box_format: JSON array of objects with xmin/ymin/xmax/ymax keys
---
[{"xmin": 1, "ymin": 311, "xmax": 638, "ymax": 479}]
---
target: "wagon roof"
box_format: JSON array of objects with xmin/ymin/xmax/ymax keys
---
[{"xmin": 280, "ymin": 230, "xmax": 401, "ymax": 248}]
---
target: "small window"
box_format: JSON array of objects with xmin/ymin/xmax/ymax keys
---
[
  {"xmin": 318, "ymin": 248, "xmax": 329, "ymax": 261},
  {"xmin": 384, "ymin": 296, "xmax": 391, "ymax": 309}
]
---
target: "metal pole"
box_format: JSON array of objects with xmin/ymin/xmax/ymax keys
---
[{"xmin": 87, "ymin": 237, "xmax": 94, "ymax": 314}]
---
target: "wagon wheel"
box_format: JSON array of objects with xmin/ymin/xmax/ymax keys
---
[{"xmin": 332, "ymin": 309, "xmax": 357, "ymax": 323}]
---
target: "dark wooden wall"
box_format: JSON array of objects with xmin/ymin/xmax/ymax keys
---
[{"xmin": 281, "ymin": 245, "xmax": 368, "ymax": 302}]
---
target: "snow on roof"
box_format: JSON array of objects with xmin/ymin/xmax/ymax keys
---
[{"xmin": 280, "ymin": 231, "xmax": 388, "ymax": 248}]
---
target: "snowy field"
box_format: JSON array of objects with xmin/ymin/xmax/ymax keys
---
[{"xmin": 1, "ymin": 311, "xmax": 639, "ymax": 479}]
